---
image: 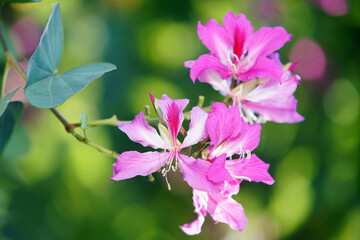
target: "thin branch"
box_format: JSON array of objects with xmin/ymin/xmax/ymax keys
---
[
  {"xmin": 50, "ymin": 108, "xmax": 120, "ymax": 159},
  {"xmin": 71, "ymin": 115, "xmax": 122, "ymax": 128},
  {"xmin": 0, "ymin": 12, "xmax": 27, "ymax": 81}
]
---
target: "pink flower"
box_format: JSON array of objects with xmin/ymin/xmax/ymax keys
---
[
  {"xmin": 180, "ymin": 102, "xmax": 274, "ymax": 235},
  {"xmin": 111, "ymin": 94, "xmax": 223, "ymax": 193},
  {"xmin": 205, "ymin": 102, "xmax": 274, "ymax": 185},
  {"xmin": 192, "ymin": 53, "xmax": 304, "ymax": 124},
  {"xmin": 186, "ymin": 11, "xmax": 291, "ymax": 84}
]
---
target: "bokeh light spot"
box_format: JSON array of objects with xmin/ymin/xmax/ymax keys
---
[
  {"xmin": 270, "ymin": 147, "xmax": 316, "ymax": 237},
  {"xmin": 126, "ymin": 76, "xmax": 184, "ymax": 116},
  {"xmin": 323, "ymin": 79, "xmax": 359, "ymax": 125},
  {"xmin": 290, "ymin": 38, "xmax": 326, "ymax": 81},
  {"xmin": 10, "ymin": 17, "xmax": 41, "ymax": 57},
  {"xmin": 138, "ymin": 22, "xmax": 199, "ymax": 68},
  {"xmin": 334, "ymin": 206, "xmax": 360, "ymax": 240},
  {"xmin": 113, "ymin": 205, "xmax": 157, "ymax": 240},
  {"xmin": 319, "ymin": 0, "xmax": 348, "ymax": 17},
  {"xmin": 66, "ymin": 17, "xmax": 108, "ymax": 62}
]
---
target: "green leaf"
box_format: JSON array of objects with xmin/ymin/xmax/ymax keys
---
[
  {"xmin": 0, "ymin": 101, "xmax": 23, "ymax": 155},
  {"xmin": 0, "ymin": 0, "xmax": 41, "ymax": 3},
  {"xmin": 24, "ymin": 3, "xmax": 116, "ymax": 109},
  {"xmin": 1, "ymin": 124, "xmax": 29, "ymax": 161},
  {"xmin": 0, "ymin": 87, "xmax": 20, "ymax": 117},
  {"xmin": 80, "ymin": 112, "xmax": 88, "ymax": 130},
  {"xmin": 25, "ymin": 63, "xmax": 116, "ymax": 108}
]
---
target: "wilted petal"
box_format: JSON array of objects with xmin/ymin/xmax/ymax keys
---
[
  {"xmin": 157, "ymin": 96, "xmax": 189, "ymax": 142},
  {"xmin": 198, "ymin": 69, "xmax": 233, "ymax": 96},
  {"xmin": 226, "ymin": 154, "xmax": 274, "ymax": 185},
  {"xmin": 110, "ymin": 151, "xmax": 166, "ymax": 181},
  {"xmin": 242, "ymin": 96, "xmax": 304, "ymax": 123},
  {"xmin": 223, "ymin": 11, "xmax": 253, "ymax": 58},
  {"xmin": 222, "ymin": 179, "xmax": 241, "ymax": 197},
  {"xmin": 197, "ymin": 19, "xmax": 232, "ymax": 63},
  {"xmin": 184, "ymin": 60, "xmax": 195, "ymax": 68},
  {"xmin": 180, "ymin": 190, "xmax": 208, "ymax": 235},
  {"xmin": 206, "ymin": 103, "xmax": 241, "ymax": 147},
  {"xmin": 118, "ymin": 112, "xmax": 165, "ymax": 149},
  {"xmin": 189, "ymin": 54, "xmax": 230, "ymax": 83},
  {"xmin": 207, "ymin": 192, "xmax": 248, "ymax": 232},
  {"xmin": 207, "ymin": 154, "xmax": 233, "ymax": 183},
  {"xmin": 182, "ymin": 106, "xmax": 208, "ymax": 148},
  {"xmin": 179, "ymin": 154, "xmax": 223, "ymax": 193},
  {"xmin": 180, "ymin": 214, "xmax": 205, "ymax": 235}
]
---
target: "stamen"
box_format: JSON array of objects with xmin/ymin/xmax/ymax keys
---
[
  {"xmin": 246, "ymin": 149, "xmax": 251, "ymax": 160},
  {"xmin": 243, "ymin": 107, "xmax": 258, "ymax": 124},
  {"xmin": 230, "ymin": 174, "xmax": 252, "ymax": 182},
  {"xmin": 227, "ymin": 49, "xmax": 238, "ymax": 76},
  {"xmin": 165, "ymin": 174, "xmax": 171, "ymax": 190}
]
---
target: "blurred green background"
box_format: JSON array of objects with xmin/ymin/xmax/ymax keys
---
[{"xmin": 0, "ymin": 0, "xmax": 359, "ymax": 239}]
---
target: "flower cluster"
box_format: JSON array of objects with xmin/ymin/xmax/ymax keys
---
[{"xmin": 111, "ymin": 11, "xmax": 303, "ymax": 235}]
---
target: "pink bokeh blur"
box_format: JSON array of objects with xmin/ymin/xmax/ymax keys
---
[
  {"xmin": 289, "ymin": 38, "xmax": 326, "ymax": 81},
  {"xmin": 10, "ymin": 17, "xmax": 41, "ymax": 57},
  {"xmin": 319, "ymin": 0, "xmax": 348, "ymax": 16}
]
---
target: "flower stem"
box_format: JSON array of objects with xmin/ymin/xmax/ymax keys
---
[
  {"xmin": 71, "ymin": 115, "xmax": 123, "ymax": 128},
  {"xmin": 50, "ymin": 108, "xmax": 120, "ymax": 159}
]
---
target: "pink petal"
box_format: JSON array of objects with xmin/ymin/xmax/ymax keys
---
[
  {"xmin": 184, "ymin": 60, "xmax": 195, "ymax": 68},
  {"xmin": 226, "ymin": 154, "xmax": 274, "ymax": 185},
  {"xmin": 118, "ymin": 112, "xmax": 165, "ymax": 149},
  {"xmin": 247, "ymin": 26, "xmax": 291, "ymax": 61},
  {"xmin": 189, "ymin": 54, "xmax": 230, "ymax": 83},
  {"xmin": 242, "ymin": 96, "xmax": 304, "ymax": 123},
  {"xmin": 197, "ymin": 69, "xmax": 233, "ymax": 96},
  {"xmin": 182, "ymin": 106, "xmax": 208, "ymax": 148},
  {"xmin": 239, "ymin": 56, "xmax": 283, "ymax": 82},
  {"xmin": 197, "ymin": 19, "xmax": 232, "ymax": 63},
  {"xmin": 157, "ymin": 96, "xmax": 189, "ymax": 142},
  {"xmin": 180, "ymin": 190, "xmax": 208, "ymax": 235},
  {"xmin": 206, "ymin": 103, "xmax": 241, "ymax": 147},
  {"xmin": 180, "ymin": 214, "xmax": 205, "ymax": 235},
  {"xmin": 110, "ymin": 151, "xmax": 166, "ymax": 181},
  {"xmin": 244, "ymin": 72, "xmax": 300, "ymax": 103},
  {"xmin": 207, "ymin": 192, "xmax": 248, "ymax": 231},
  {"xmin": 179, "ymin": 154, "xmax": 223, "ymax": 193},
  {"xmin": 221, "ymin": 120, "xmax": 261, "ymax": 155},
  {"xmin": 223, "ymin": 11, "xmax": 254, "ymax": 58},
  {"xmin": 222, "ymin": 179, "xmax": 241, "ymax": 197},
  {"xmin": 268, "ymin": 52, "xmax": 283, "ymax": 67},
  {"xmin": 207, "ymin": 154, "xmax": 233, "ymax": 183}
]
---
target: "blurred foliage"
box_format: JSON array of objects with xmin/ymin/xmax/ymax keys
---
[{"xmin": 0, "ymin": 0, "xmax": 359, "ymax": 239}]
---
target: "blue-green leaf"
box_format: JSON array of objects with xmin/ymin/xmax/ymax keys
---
[
  {"xmin": 25, "ymin": 63, "xmax": 116, "ymax": 108},
  {"xmin": 24, "ymin": 3, "xmax": 116, "ymax": 109},
  {"xmin": 0, "ymin": 102, "xmax": 23, "ymax": 156},
  {"xmin": 0, "ymin": 87, "xmax": 20, "ymax": 117},
  {"xmin": 26, "ymin": 2, "xmax": 62, "ymax": 83},
  {"xmin": 80, "ymin": 112, "xmax": 88, "ymax": 130}
]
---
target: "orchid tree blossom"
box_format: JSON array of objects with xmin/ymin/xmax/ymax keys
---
[
  {"xmin": 205, "ymin": 102, "xmax": 274, "ymax": 185},
  {"xmin": 111, "ymin": 94, "xmax": 223, "ymax": 193},
  {"xmin": 191, "ymin": 53, "xmax": 304, "ymax": 124},
  {"xmin": 185, "ymin": 11, "xmax": 291, "ymax": 84},
  {"xmin": 179, "ymin": 102, "xmax": 274, "ymax": 235}
]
